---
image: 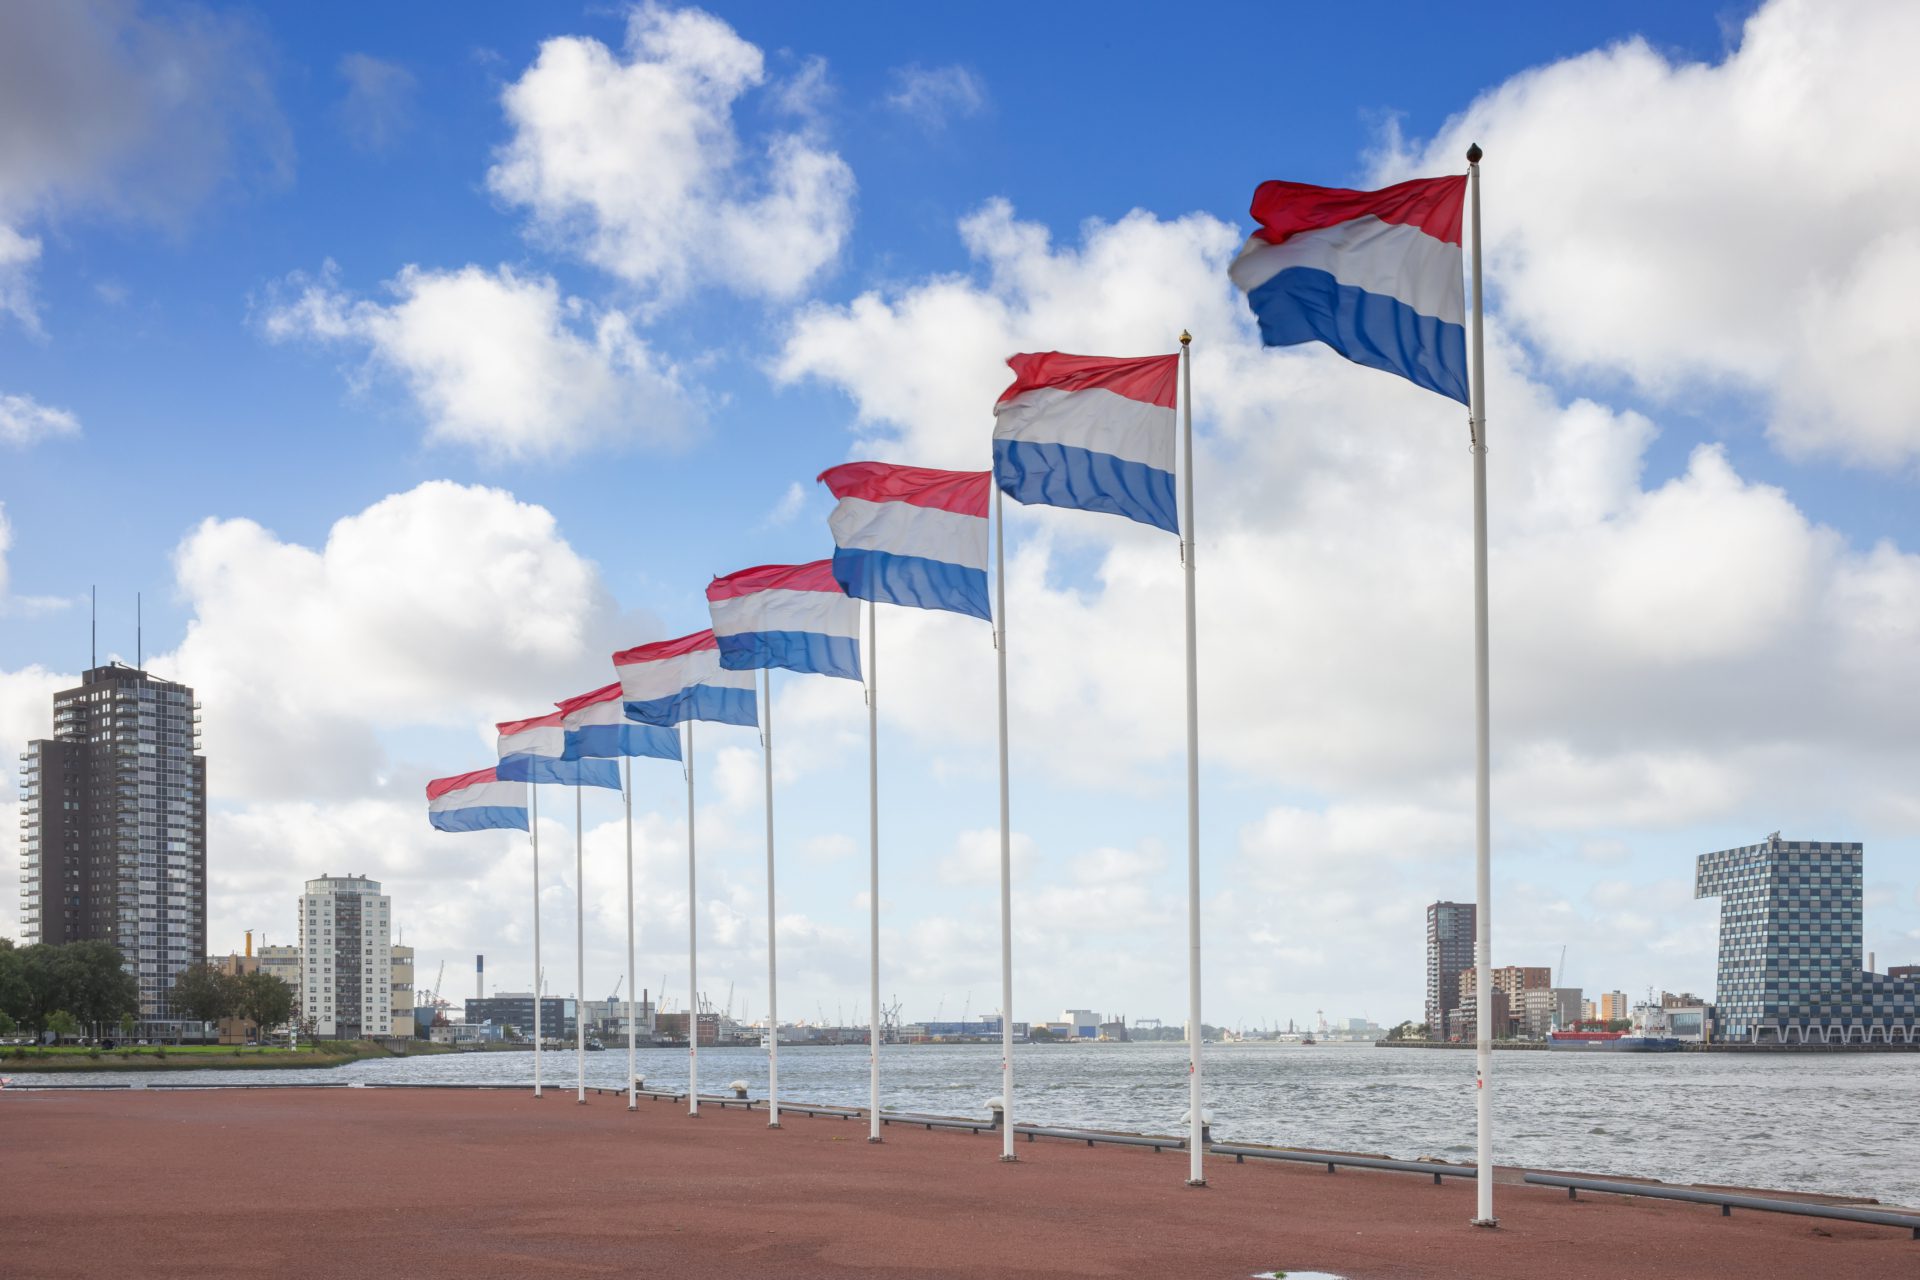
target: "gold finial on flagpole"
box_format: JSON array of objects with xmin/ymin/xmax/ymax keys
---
[
  {"xmin": 1179, "ymin": 330, "xmax": 1192, "ymax": 346},
  {"xmin": 1466, "ymin": 142, "xmax": 1483, "ymax": 165}
]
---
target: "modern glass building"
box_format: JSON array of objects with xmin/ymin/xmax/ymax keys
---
[
  {"xmin": 18, "ymin": 663, "xmax": 207, "ymax": 1036},
  {"xmin": 1424, "ymin": 901, "xmax": 1476, "ymax": 1040},
  {"xmin": 1696, "ymin": 834, "xmax": 1919, "ymax": 1043}
]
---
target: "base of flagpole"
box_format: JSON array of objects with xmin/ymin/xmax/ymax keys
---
[
  {"xmin": 999, "ymin": 1155, "xmax": 1019, "ymax": 1164},
  {"xmin": 1470, "ymin": 1218, "xmax": 1500, "ymax": 1229},
  {"xmin": 627, "ymin": 1104, "xmax": 637, "ymax": 1112},
  {"xmin": 767, "ymin": 1122, "xmax": 782, "ymax": 1129},
  {"xmin": 867, "ymin": 1136, "xmax": 883, "ymax": 1145},
  {"xmin": 1185, "ymin": 1179, "xmax": 1207, "ymax": 1189}
]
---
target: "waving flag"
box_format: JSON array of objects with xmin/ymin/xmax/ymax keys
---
[
  {"xmin": 497, "ymin": 710, "xmax": 621, "ymax": 789},
  {"xmin": 1229, "ymin": 174, "xmax": 1468, "ymax": 403},
  {"xmin": 554, "ymin": 683, "xmax": 682, "ymax": 761},
  {"xmin": 707, "ymin": 560, "xmax": 861, "ymax": 680},
  {"xmin": 427, "ymin": 767, "xmax": 529, "ymax": 833},
  {"xmin": 818, "ymin": 462, "xmax": 990, "ymax": 620},
  {"xmin": 992, "ymin": 351, "xmax": 1180, "ymax": 532},
  {"xmin": 613, "ymin": 629, "xmax": 757, "ymax": 727}
]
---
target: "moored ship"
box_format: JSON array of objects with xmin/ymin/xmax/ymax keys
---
[{"xmin": 1547, "ymin": 1002, "xmax": 1682, "ymax": 1051}]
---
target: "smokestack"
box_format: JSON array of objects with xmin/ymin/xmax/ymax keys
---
[
  {"xmin": 245, "ymin": 930, "xmax": 253, "ymax": 958},
  {"xmin": 476, "ymin": 954, "xmax": 484, "ymax": 1001}
]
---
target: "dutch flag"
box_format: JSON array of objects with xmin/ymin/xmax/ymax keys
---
[
  {"xmin": 706, "ymin": 560, "xmax": 862, "ymax": 681},
  {"xmin": 1229, "ymin": 173, "xmax": 1469, "ymax": 403},
  {"xmin": 496, "ymin": 710, "xmax": 622, "ymax": 789},
  {"xmin": 818, "ymin": 461, "xmax": 991, "ymax": 621},
  {"xmin": 992, "ymin": 351, "xmax": 1181, "ymax": 533},
  {"xmin": 611, "ymin": 629, "xmax": 758, "ymax": 728},
  {"xmin": 426, "ymin": 767, "xmax": 529, "ymax": 834},
  {"xmin": 554, "ymin": 683, "xmax": 682, "ymax": 761}
]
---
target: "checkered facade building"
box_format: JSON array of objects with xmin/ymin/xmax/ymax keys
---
[{"xmin": 1695, "ymin": 835, "xmax": 1919, "ymax": 1044}]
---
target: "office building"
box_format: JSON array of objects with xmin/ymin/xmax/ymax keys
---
[
  {"xmin": 466, "ymin": 993, "xmax": 577, "ymax": 1041},
  {"xmin": 259, "ymin": 944, "xmax": 302, "ymax": 998},
  {"xmin": 298, "ymin": 875, "xmax": 392, "ymax": 1038},
  {"xmin": 1696, "ymin": 834, "xmax": 1920, "ymax": 1044},
  {"xmin": 1424, "ymin": 902, "xmax": 1475, "ymax": 1039},
  {"xmin": 1598, "ymin": 991, "xmax": 1631, "ymax": 1022},
  {"xmin": 17, "ymin": 663, "xmax": 207, "ymax": 1035},
  {"xmin": 390, "ymin": 945, "xmax": 414, "ymax": 1038}
]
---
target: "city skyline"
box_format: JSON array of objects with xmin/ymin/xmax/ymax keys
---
[{"xmin": 3, "ymin": 1, "xmax": 1920, "ymax": 1028}]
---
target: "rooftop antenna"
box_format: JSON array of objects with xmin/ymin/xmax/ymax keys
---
[
  {"xmin": 91, "ymin": 586, "xmax": 97, "ymax": 667},
  {"xmin": 136, "ymin": 592, "xmax": 142, "ymax": 669}
]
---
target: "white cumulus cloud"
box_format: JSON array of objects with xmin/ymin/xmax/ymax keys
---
[
  {"xmin": 885, "ymin": 64, "xmax": 987, "ymax": 130},
  {"xmin": 0, "ymin": 392, "xmax": 79, "ymax": 448},
  {"xmin": 486, "ymin": 2, "xmax": 855, "ymax": 302},
  {"xmin": 1382, "ymin": 0, "xmax": 1920, "ymax": 469},
  {"xmin": 261, "ymin": 262, "xmax": 696, "ymax": 461}
]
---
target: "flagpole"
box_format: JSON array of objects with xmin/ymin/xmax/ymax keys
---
[
  {"xmin": 867, "ymin": 600, "xmax": 882, "ymax": 1143},
  {"xmin": 1466, "ymin": 141, "xmax": 1496, "ymax": 1229},
  {"xmin": 686, "ymin": 718, "xmax": 699, "ymax": 1118},
  {"xmin": 763, "ymin": 667, "xmax": 781, "ymax": 1128},
  {"xmin": 624, "ymin": 755, "xmax": 637, "ymax": 1111},
  {"xmin": 575, "ymin": 784, "xmax": 586, "ymax": 1104},
  {"xmin": 1179, "ymin": 329, "xmax": 1205, "ymax": 1188},
  {"xmin": 532, "ymin": 782, "xmax": 542, "ymax": 1098},
  {"xmin": 993, "ymin": 483, "xmax": 1016, "ymax": 1163}
]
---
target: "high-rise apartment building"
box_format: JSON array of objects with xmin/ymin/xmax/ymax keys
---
[
  {"xmin": 17, "ymin": 663, "xmax": 206, "ymax": 1033},
  {"xmin": 1696, "ymin": 834, "xmax": 1919, "ymax": 1044},
  {"xmin": 1598, "ymin": 991, "xmax": 1631, "ymax": 1022},
  {"xmin": 1424, "ymin": 901, "xmax": 1475, "ymax": 1039},
  {"xmin": 298, "ymin": 875, "xmax": 392, "ymax": 1038}
]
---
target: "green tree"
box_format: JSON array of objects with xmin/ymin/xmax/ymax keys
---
[
  {"xmin": 118, "ymin": 1012, "xmax": 135, "ymax": 1041},
  {"xmin": 61, "ymin": 941, "xmax": 139, "ymax": 1030},
  {"xmin": 0, "ymin": 1010, "xmax": 16, "ymax": 1037},
  {"xmin": 168, "ymin": 963, "xmax": 237, "ymax": 1027},
  {"xmin": 0, "ymin": 938, "xmax": 28, "ymax": 1027},
  {"xmin": 235, "ymin": 971, "xmax": 295, "ymax": 1040},
  {"xmin": 45, "ymin": 1009, "xmax": 80, "ymax": 1043}
]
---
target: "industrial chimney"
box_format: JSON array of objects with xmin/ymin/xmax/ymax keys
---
[{"xmin": 476, "ymin": 954, "xmax": 485, "ymax": 1000}]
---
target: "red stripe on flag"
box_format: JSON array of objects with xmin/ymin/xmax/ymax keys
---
[
  {"xmin": 554, "ymin": 683, "xmax": 622, "ymax": 715},
  {"xmin": 496, "ymin": 709, "xmax": 564, "ymax": 735},
  {"xmin": 817, "ymin": 462, "xmax": 991, "ymax": 518},
  {"xmin": 994, "ymin": 351, "xmax": 1179, "ymax": 410},
  {"xmin": 706, "ymin": 559, "xmax": 843, "ymax": 602},
  {"xmin": 613, "ymin": 629, "xmax": 718, "ymax": 667},
  {"xmin": 1248, "ymin": 174, "xmax": 1467, "ymax": 247},
  {"xmin": 426, "ymin": 767, "xmax": 498, "ymax": 801}
]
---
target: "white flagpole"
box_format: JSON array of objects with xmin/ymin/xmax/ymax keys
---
[
  {"xmin": 1179, "ymin": 330, "xmax": 1205, "ymax": 1187},
  {"xmin": 763, "ymin": 667, "xmax": 781, "ymax": 1128},
  {"xmin": 625, "ymin": 755, "xmax": 637, "ymax": 1111},
  {"xmin": 531, "ymin": 782, "xmax": 542, "ymax": 1098},
  {"xmin": 994, "ymin": 483, "xmax": 1016, "ymax": 1163},
  {"xmin": 1466, "ymin": 142, "xmax": 1497, "ymax": 1229},
  {"xmin": 867, "ymin": 600, "xmax": 882, "ymax": 1143},
  {"xmin": 686, "ymin": 718, "xmax": 699, "ymax": 1118},
  {"xmin": 575, "ymin": 783, "xmax": 586, "ymax": 1104}
]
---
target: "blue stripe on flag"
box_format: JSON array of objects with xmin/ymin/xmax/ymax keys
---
[
  {"xmin": 496, "ymin": 755, "xmax": 623, "ymax": 790},
  {"xmin": 624, "ymin": 684, "xmax": 758, "ymax": 728},
  {"xmin": 563, "ymin": 722, "xmax": 682, "ymax": 762},
  {"xmin": 1244, "ymin": 265, "xmax": 1468, "ymax": 404},
  {"xmin": 831, "ymin": 547, "xmax": 990, "ymax": 621},
  {"xmin": 431, "ymin": 806, "xmax": 529, "ymax": 833},
  {"xmin": 716, "ymin": 629, "xmax": 862, "ymax": 681},
  {"xmin": 992, "ymin": 438, "xmax": 1177, "ymax": 533}
]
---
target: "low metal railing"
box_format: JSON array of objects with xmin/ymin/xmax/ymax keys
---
[
  {"xmin": 1523, "ymin": 1173, "xmax": 1920, "ymax": 1239},
  {"xmin": 1209, "ymin": 1143, "xmax": 1475, "ymax": 1184}
]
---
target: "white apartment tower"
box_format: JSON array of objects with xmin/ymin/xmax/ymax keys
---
[{"xmin": 298, "ymin": 875, "xmax": 392, "ymax": 1038}]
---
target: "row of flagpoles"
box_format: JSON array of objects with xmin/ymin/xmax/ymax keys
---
[{"xmin": 424, "ymin": 152, "xmax": 1497, "ymax": 1216}]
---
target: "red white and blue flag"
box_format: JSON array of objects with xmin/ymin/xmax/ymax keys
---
[
  {"xmin": 992, "ymin": 351, "xmax": 1180, "ymax": 533},
  {"xmin": 554, "ymin": 683, "xmax": 682, "ymax": 762},
  {"xmin": 706, "ymin": 560, "xmax": 863, "ymax": 681},
  {"xmin": 496, "ymin": 710, "xmax": 621, "ymax": 789},
  {"xmin": 1229, "ymin": 174, "xmax": 1468, "ymax": 403},
  {"xmin": 612, "ymin": 629, "xmax": 758, "ymax": 728},
  {"xmin": 818, "ymin": 462, "xmax": 991, "ymax": 621},
  {"xmin": 426, "ymin": 766, "xmax": 529, "ymax": 834}
]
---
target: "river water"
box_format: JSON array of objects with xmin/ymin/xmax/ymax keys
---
[{"xmin": 17, "ymin": 1042, "xmax": 1919, "ymax": 1209}]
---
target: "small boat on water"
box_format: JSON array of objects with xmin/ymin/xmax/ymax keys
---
[{"xmin": 1547, "ymin": 1002, "xmax": 1680, "ymax": 1052}]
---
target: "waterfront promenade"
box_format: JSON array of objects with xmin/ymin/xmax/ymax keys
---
[{"xmin": 2, "ymin": 1088, "xmax": 1914, "ymax": 1278}]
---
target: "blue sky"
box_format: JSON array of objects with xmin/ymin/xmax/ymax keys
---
[{"xmin": 4, "ymin": 0, "xmax": 1917, "ymax": 1030}]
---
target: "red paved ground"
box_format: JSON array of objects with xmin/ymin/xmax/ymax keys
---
[{"xmin": 1, "ymin": 1087, "xmax": 1913, "ymax": 1279}]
